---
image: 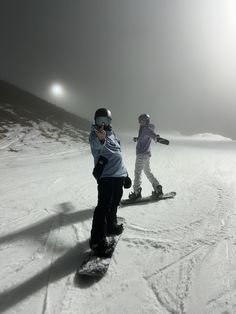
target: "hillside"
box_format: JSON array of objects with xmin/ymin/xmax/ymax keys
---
[{"xmin": 0, "ymin": 80, "xmax": 90, "ymax": 152}]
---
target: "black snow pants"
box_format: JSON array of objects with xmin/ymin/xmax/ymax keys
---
[{"xmin": 91, "ymin": 177, "xmax": 124, "ymax": 244}]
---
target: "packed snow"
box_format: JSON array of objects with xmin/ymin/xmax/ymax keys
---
[{"xmin": 1, "ymin": 126, "xmax": 236, "ymax": 314}]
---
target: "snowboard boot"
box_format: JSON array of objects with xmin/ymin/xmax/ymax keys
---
[
  {"xmin": 152, "ymin": 185, "xmax": 163, "ymax": 199},
  {"xmin": 128, "ymin": 187, "xmax": 142, "ymax": 201},
  {"xmin": 106, "ymin": 223, "xmax": 124, "ymax": 236},
  {"xmin": 89, "ymin": 238, "xmax": 115, "ymax": 258}
]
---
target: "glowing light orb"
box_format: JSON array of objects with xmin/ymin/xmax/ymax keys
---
[{"xmin": 51, "ymin": 84, "xmax": 64, "ymax": 96}]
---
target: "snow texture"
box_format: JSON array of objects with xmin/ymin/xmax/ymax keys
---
[{"xmin": 1, "ymin": 116, "xmax": 236, "ymax": 314}]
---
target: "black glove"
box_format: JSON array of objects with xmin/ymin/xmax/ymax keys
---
[
  {"xmin": 92, "ymin": 156, "xmax": 108, "ymax": 180},
  {"xmin": 133, "ymin": 137, "xmax": 138, "ymax": 142},
  {"xmin": 155, "ymin": 136, "xmax": 169, "ymax": 145},
  {"xmin": 124, "ymin": 176, "xmax": 132, "ymax": 189}
]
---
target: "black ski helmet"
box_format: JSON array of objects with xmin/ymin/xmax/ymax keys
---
[
  {"xmin": 94, "ymin": 108, "xmax": 112, "ymax": 126},
  {"xmin": 138, "ymin": 113, "xmax": 150, "ymax": 124}
]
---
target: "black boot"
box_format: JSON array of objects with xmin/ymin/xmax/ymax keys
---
[
  {"xmin": 107, "ymin": 223, "xmax": 124, "ymax": 236},
  {"xmin": 128, "ymin": 187, "xmax": 142, "ymax": 200},
  {"xmin": 89, "ymin": 238, "xmax": 115, "ymax": 257},
  {"xmin": 152, "ymin": 185, "xmax": 163, "ymax": 198}
]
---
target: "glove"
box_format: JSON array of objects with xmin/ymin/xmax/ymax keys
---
[
  {"xmin": 92, "ymin": 155, "xmax": 108, "ymax": 180},
  {"xmin": 133, "ymin": 137, "xmax": 138, "ymax": 142},
  {"xmin": 124, "ymin": 176, "xmax": 132, "ymax": 189},
  {"xmin": 156, "ymin": 137, "xmax": 169, "ymax": 145}
]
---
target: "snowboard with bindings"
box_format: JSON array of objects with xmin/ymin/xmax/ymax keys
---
[
  {"xmin": 77, "ymin": 217, "xmax": 125, "ymax": 277},
  {"xmin": 120, "ymin": 191, "xmax": 176, "ymax": 206}
]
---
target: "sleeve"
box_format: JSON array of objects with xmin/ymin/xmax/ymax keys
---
[
  {"xmin": 89, "ymin": 130, "xmax": 104, "ymax": 163},
  {"xmin": 147, "ymin": 125, "xmax": 159, "ymax": 140}
]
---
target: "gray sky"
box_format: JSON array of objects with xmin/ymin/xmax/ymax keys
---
[{"xmin": 0, "ymin": 0, "xmax": 236, "ymax": 138}]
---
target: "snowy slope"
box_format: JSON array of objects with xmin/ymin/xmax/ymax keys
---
[{"xmin": 1, "ymin": 124, "xmax": 236, "ymax": 314}]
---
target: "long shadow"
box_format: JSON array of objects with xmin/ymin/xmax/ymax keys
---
[
  {"xmin": 0, "ymin": 202, "xmax": 98, "ymax": 312},
  {"xmin": 0, "ymin": 202, "xmax": 94, "ymax": 244},
  {"xmin": 0, "ymin": 239, "xmax": 90, "ymax": 313}
]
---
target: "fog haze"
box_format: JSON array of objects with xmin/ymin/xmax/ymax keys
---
[{"xmin": 0, "ymin": 0, "xmax": 236, "ymax": 138}]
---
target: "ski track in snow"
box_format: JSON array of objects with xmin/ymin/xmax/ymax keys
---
[{"xmin": 1, "ymin": 134, "xmax": 236, "ymax": 313}]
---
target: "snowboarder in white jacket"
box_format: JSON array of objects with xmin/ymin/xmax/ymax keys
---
[{"xmin": 129, "ymin": 113, "xmax": 168, "ymax": 201}]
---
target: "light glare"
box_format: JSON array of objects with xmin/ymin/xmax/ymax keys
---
[{"xmin": 51, "ymin": 84, "xmax": 64, "ymax": 96}]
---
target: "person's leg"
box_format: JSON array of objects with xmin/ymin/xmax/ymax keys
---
[
  {"xmin": 90, "ymin": 178, "xmax": 112, "ymax": 245},
  {"xmin": 133, "ymin": 154, "xmax": 145, "ymax": 194},
  {"xmin": 106, "ymin": 177, "xmax": 124, "ymax": 233},
  {"xmin": 143, "ymin": 155, "xmax": 160, "ymax": 191}
]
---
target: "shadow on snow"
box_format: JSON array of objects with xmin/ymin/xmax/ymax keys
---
[{"xmin": 0, "ymin": 202, "xmax": 96, "ymax": 312}]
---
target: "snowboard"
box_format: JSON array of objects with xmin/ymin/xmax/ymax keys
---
[
  {"xmin": 77, "ymin": 217, "xmax": 125, "ymax": 277},
  {"xmin": 120, "ymin": 191, "xmax": 176, "ymax": 206}
]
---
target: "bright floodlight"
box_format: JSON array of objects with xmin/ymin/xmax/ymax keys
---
[{"xmin": 51, "ymin": 83, "xmax": 64, "ymax": 96}]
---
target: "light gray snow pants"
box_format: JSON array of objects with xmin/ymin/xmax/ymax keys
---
[{"xmin": 133, "ymin": 154, "xmax": 160, "ymax": 194}]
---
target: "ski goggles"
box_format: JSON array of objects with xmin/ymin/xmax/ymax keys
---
[{"xmin": 95, "ymin": 116, "xmax": 112, "ymax": 127}]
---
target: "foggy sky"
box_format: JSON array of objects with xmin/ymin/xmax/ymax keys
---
[{"xmin": 0, "ymin": 0, "xmax": 236, "ymax": 138}]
